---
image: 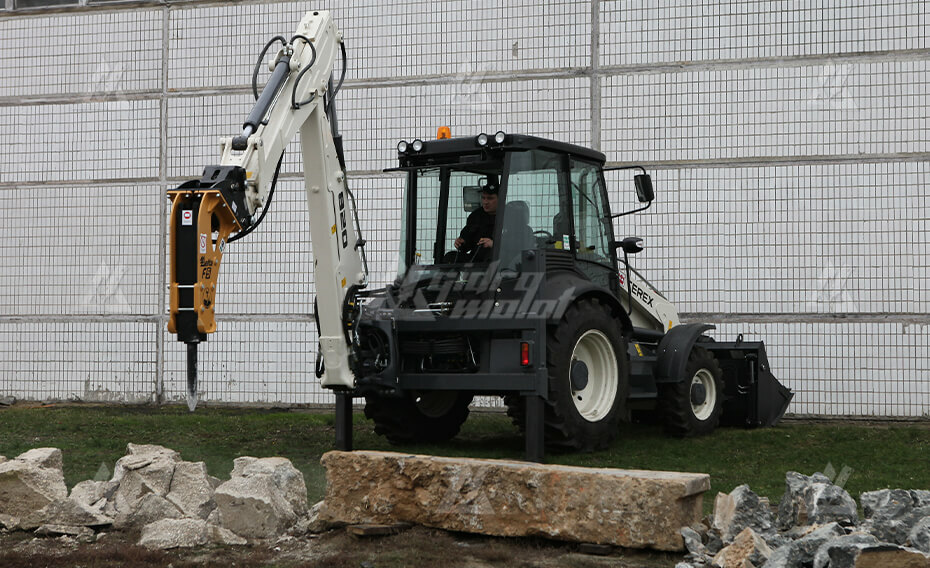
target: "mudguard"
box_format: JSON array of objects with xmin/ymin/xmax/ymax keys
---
[{"xmin": 654, "ymin": 323, "xmax": 715, "ymax": 383}]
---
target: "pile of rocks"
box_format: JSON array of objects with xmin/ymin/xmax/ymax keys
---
[
  {"xmin": 0, "ymin": 444, "xmax": 313, "ymax": 549},
  {"xmin": 677, "ymin": 472, "xmax": 930, "ymax": 568}
]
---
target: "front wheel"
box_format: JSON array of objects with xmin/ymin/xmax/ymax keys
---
[{"xmin": 659, "ymin": 345, "xmax": 724, "ymax": 437}]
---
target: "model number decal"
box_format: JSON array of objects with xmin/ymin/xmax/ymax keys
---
[{"xmin": 337, "ymin": 191, "xmax": 348, "ymax": 249}]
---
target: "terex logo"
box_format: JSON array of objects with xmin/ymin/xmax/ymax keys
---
[{"xmin": 630, "ymin": 282, "xmax": 654, "ymax": 307}]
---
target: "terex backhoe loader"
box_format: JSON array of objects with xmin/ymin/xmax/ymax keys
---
[{"xmin": 167, "ymin": 11, "xmax": 793, "ymax": 462}]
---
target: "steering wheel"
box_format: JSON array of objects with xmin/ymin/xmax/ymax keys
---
[{"xmin": 533, "ymin": 230, "xmax": 553, "ymax": 237}]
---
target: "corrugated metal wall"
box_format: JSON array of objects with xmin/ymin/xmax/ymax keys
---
[{"xmin": 1, "ymin": 1, "xmax": 929, "ymax": 416}]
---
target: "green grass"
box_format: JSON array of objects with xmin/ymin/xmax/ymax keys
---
[{"xmin": 1, "ymin": 404, "xmax": 929, "ymax": 507}]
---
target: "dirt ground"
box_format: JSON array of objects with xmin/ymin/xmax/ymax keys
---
[{"xmin": 0, "ymin": 525, "xmax": 685, "ymax": 567}]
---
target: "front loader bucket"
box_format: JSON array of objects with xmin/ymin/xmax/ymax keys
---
[{"xmin": 705, "ymin": 341, "xmax": 794, "ymax": 428}]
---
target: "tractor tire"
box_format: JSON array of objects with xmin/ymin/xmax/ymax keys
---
[
  {"xmin": 505, "ymin": 298, "xmax": 629, "ymax": 452},
  {"xmin": 363, "ymin": 391, "xmax": 473, "ymax": 444},
  {"xmin": 659, "ymin": 345, "xmax": 724, "ymax": 437}
]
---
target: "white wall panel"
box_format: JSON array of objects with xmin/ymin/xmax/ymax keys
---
[
  {"xmin": 601, "ymin": 1, "xmax": 930, "ymax": 67},
  {"xmin": 0, "ymin": 10, "xmax": 162, "ymax": 99},
  {"xmin": 167, "ymin": 0, "xmax": 589, "ymax": 90},
  {"xmin": 608, "ymin": 162, "xmax": 929, "ymax": 316},
  {"xmin": 1, "ymin": 99, "xmax": 159, "ymax": 184},
  {"xmin": 340, "ymin": 78, "xmax": 592, "ymax": 172},
  {"xmin": 0, "ymin": 321, "xmax": 157, "ymax": 403},
  {"xmin": 601, "ymin": 61, "xmax": 930, "ymax": 163},
  {"xmin": 0, "ymin": 184, "xmax": 160, "ymax": 316}
]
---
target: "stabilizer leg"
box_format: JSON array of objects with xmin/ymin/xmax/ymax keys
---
[{"xmin": 525, "ymin": 394, "xmax": 545, "ymax": 463}]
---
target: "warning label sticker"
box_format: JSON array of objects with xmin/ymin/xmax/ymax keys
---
[
  {"xmin": 199, "ymin": 233, "xmax": 208, "ymax": 254},
  {"xmin": 182, "ymin": 210, "xmax": 193, "ymax": 226}
]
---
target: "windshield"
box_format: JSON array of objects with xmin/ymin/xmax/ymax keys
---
[{"xmin": 398, "ymin": 161, "xmax": 503, "ymax": 276}]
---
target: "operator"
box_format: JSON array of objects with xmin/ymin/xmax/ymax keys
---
[{"xmin": 454, "ymin": 177, "xmax": 499, "ymax": 262}]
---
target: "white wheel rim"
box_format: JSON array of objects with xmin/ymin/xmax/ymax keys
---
[
  {"xmin": 570, "ymin": 330, "xmax": 619, "ymax": 422},
  {"xmin": 414, "ymin": 391, "xmax": 458, "ymax": 418},
  {"xmin": 691, "ymin": 369, "xmax": 717, "ymax": 421}
]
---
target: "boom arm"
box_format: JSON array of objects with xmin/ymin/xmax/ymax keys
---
[{"xmin": 167, "ymin": 11, "xmax": 366, "ymax": 408}]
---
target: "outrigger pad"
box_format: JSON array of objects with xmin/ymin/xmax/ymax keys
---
[{"xmin": 708, "ymin": 342, "xmax": 794, "ymax": 428}]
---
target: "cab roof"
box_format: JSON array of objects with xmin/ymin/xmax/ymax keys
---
[{"xmin": 392, "ymin": 133, "xmax": 606, "ymax": 169}]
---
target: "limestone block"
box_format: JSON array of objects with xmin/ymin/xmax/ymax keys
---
[
  {"xmin": 166, "ymin": 461, "xmax": 216, "ymax": 520},
  {"xmin": 69, "ymin": 480, "xmax": 117, "ymax": 510},
  {"xmin": 36, "ymin": 498, "xmax": 113, "ymax": 528},
  {"xmin": 138, "ymin": 518, "xmax": 246, "ymax": 549},
  {"xmin": 115, "ymin": 493, "xmax": 183, "ymax": 529},
  {"xmin": 319, "ymin": 451, "xmax": 710, "ymax": 551},
  {"xmin": 0, "ymin": 448, "xmax": 68, "ymax": 519},
  {"xmin": 35, "ymin": 524, "xmax": 95, "ymax": 541},
  {"xmin": 110, "ymin": 444, "xmax": 180, "ymax": 515},
  {"xmin": 214, "ymin": 474, "xmax": 297, "ymax": 539},
  {"xmin": 230, "ymin": 457, "xmax": 308, "ymax": 516},
  {"xmin": 713, "ymin": 527, "xmax": 772, "ymax": 568}
]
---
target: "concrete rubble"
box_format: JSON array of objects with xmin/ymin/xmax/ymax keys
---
[
  {"xmin": 4, "ymin": 444, "xmax": 930, "ymax": 564},
  {"xmin": 0, "ymin": 444, "xmax": 310, "ymax": 549},
  {"xmin": 317, "ymin": 450, "xmax": 711, "ymax": 551},
  {"xmin": 679, "ymin": 472, "xmax": 930, "ymax": 568}
]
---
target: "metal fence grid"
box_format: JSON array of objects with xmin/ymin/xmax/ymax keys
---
[{"xmin": 1, "ymin": 0, "xmax": 929, "ymax": 417}]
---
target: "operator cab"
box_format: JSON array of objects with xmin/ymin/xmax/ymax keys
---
[{"xmin": 391, "ymin": 133, "xmax": 622, "ymax": 290}]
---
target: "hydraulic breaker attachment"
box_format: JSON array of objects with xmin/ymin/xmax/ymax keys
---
[
  {"xmin": 705, "ymin": 340, "xmax": 794, "ymax": 428},
  {"xmin": 167, "ymin": 166, "xmax": 250, "ymax": 410}
]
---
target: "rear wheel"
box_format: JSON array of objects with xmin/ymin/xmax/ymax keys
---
[
  {"xmin": 364, "ymin": 391, "xmax": 473, "ymax": 444},
  {"xmin": 506, "ymin": 298, "xmax": 629, "ymax": 452},
  {"xmin": 659, "ymin": 345, "xmax": 724, "ymax": 437}
]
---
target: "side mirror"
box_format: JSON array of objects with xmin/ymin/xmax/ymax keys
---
[
  {"xmin": 634, "ymin": 174, "xmax": 654, "ymax": 203},
  {"xmin": 614, "ymin": 237, "xmax": 644, "ymax": 255}
]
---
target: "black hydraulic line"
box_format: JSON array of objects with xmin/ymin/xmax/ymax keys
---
[
  {"xmin": 324, "ymin": 41, "xmax": 348, "ymax": 114},
  {"xmin": 251, "ymin": 35, "xmax": 288, "ymax": 101},
  {"xmin": 291, "ymin": 37, "xmax": 319, "ymax": 109},
  {"xmin": 227, "ymin": 153, "xmax": 284, "ymax": 243}
]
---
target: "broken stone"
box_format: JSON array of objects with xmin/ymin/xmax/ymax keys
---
[
  {"xmin": 908, "ymin": 517, "xmax": 930, "ymax": 554},
  {"xmin": 138, "ymin": 518, "xmax": 246, "ymax": 549},
  {"xmin": 777, "ymin": 472, "xmax": 858, "ymax": 530},
  {"xmin": 166, "ymin": 461, "xmax": 216, "ymax": 520},
  {"xmin": 115, "ymin": 493, "xmax": 183, "ymax": 529},
  {"xmin": 35, "ymin": 498, "xmax": 112, "ymax": 528},
  {"xmin": 17, "ymin": 448, "xmax": 63, "ymax": 471},
  {"xmin": 762, "ymin": 522, "xmax": 846, "ymax": 568},
  {"xmin": 110, "ymin": 444, "xmax": 180, "ymax": 515},
  {"xmin": 0, "ymin": 447, "xmax": 68, "ymax": 520},
  {"xmin": 214, "ymin": 473, "xmax": 298, "ymax": 539},
  {"xmin": 35, "ymin": 524, "xmax": 95, "ymax": 542},
  {"xmin": 713, "ymin": 527, "xmax": 772, "ymax": 568},
  {"xmin": 812, "ymin": 532, "xmax": 881, "ymax": 568},
  {"xmin": 69, "ymin": 480, "xmax": 117, "ymax": 510},
  {"xmin": 230, "ymin": 457, "xmax": 308, "ymax": 516},
  {"xmin": 860, "ymin": 489, "xmax": 930, "ymax": 545},
  {"xmin": 319, "ymin": 450, "xmax": 710, "ymax": 551},
  {"xmin": 681, "ymin": 526, "xmax": 707, "ymax": 557},
  {"xmin": 713, "ymin": 485, "xmax": 776, "ymax": 544},
  {"xmin": 292, "ymin": 500, "xmax": 339, "ymax": 536}
]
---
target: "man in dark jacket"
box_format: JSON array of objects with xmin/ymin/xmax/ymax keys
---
[{"xmin": 454, "ymin": 178, "xmax": 499, "ymax": 262}]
